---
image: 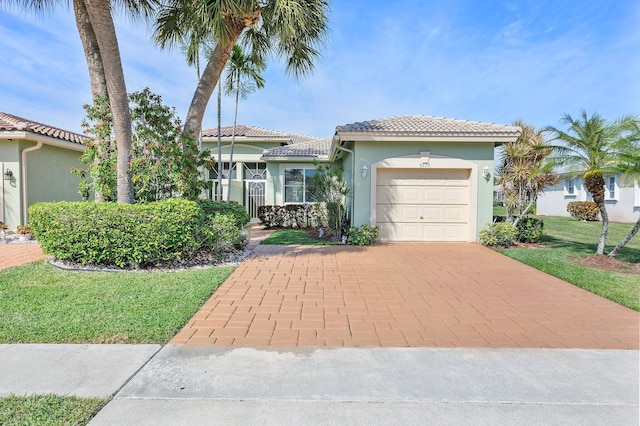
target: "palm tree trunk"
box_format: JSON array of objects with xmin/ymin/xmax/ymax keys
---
[
  {"xmin": 84, "ymin": 0, "xmax": 134, "ymax": 204},
  {"xmin": 73, "ymin": 0, "xmax": 108, "ymax": 202},
  {"xmin": 216, "ymin": 83, "xmax": 223, "ymax": 201},
  {"xmin": 596, "ymin": 201, "xmax": 609, "ymax": 255},
  {"xmin": 184, "ymin": 27, "xmax": 243, "ymax": 136},
  {"xmin": 608, "ymin": 218, "xmax": 640, "ymax": 257},
  {"xmin": 226, "ymin": 82, "xmax": 240, "ymax": 202}
]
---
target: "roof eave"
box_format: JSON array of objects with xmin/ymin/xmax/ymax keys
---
[
  {"xmin": 260, "ymin": 155, "xmax": 329, "ymax": 162},
  {"xmin": 334, "ymin": 132, "xmax": 520, "ymax": 143},
  {"xmin": 1, "ymin": 131, "xmax": 86, "ymax": 152}
]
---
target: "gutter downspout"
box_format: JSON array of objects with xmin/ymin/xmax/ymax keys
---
[
  {"xmin": 334, "ymin": 144, "xmax": 355, "ymax": 225},
  {"xmin": 21, "ymin": 141, "xmax": 43, "ymax": 224}
]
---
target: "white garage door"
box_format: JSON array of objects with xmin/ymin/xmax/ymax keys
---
[{"xmin": 376, "ymin": 169, "xmax": 471, "ymax": 242}]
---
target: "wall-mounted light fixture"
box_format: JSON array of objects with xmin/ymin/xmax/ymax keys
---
[
  {"xmin": 4, "ymin": 169, "xmax": 12, "ymax": 181},
  {"xmin": 361, "ymin": 164, "xmax": 368, "ymax": 178},
  {"xmin": 483, "ymin": 166, "xmax": 491, "ymax": 181}
]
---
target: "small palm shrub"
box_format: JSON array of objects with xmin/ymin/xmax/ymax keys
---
[
  {"xmin": 567, "ymin": 201, "xmax": 600, "ymax": 221},
  {"xmin": 348, "ymin": 225, "xmax": 379, "ymax": 246},
  {"xmin": 480, "ymin": 222, "xmax": 518, "ymax": 247}
]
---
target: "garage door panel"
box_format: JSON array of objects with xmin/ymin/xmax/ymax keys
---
[
  {"xmin": 376, "ymin": 168, "xmax": 471, "ymax": 242},
  {"xmin": 378, "ymin": 223, "xmax": 469, "ymax": 242},
  {"xmin": 377, "ymin": 169, "xmax": 470, "ymax": 185}
]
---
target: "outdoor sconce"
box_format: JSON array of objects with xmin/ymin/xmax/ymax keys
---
[
  {"xmin": 483, "ymin": 166, "xmax": 491, "ymax": 181},
  {"xmin": 361, "ymin": 164, "xmax": 368, "ymax": 178},
  {"xmin": 4, "ymin": 169, "xmax": 12, "ymax": 181}
]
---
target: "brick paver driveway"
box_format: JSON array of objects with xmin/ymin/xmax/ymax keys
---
[
  {"xmin": 173, "ymin": 242, "xmax": 639, "ymax": 349},
  {"xmin": 0, "ymin": 243, "xmax": 46, "ymax": 270}
]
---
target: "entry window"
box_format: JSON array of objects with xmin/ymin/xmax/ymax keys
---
[
  {"xmin": 209, "ymin": 162, "xmax": 237, "ymax": 180},
  {"xmin": 284, "ymin": 168, "xmax": 317, "ymax": 203},
  {"xmin": 243, "ymin": 162, "xmax": 266, "ymax": 180}
]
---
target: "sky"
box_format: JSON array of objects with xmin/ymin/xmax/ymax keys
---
[{"xmin": 1, "ymin": 0, "xmax": 639, "ymax": 138}]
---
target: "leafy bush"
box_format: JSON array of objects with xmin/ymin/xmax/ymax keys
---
[
  {"xmin": 205, "ymin": 214, "xmax": 248, "ymax": 249},
  {"xmin": 347, "ymin": 225, "xmax": 379, "ymax": 246},
  {"xmin": 480, "ymin": 222, "xmax": 518, "ymax": 247},
  {"xmin": 567, "ymin": 201, "xmax": 600, "ymax": 221},
  {"xmin": 258, "ymin": 204, "xmax": 326, "ymax": 229},
  {"xmin": 28, "ymin": 199, "xmax": 243, "ymax": 269},
  {"xmin": 198, "ymin": 200, "xmax": 250, "ymax": 228},
  {"xmin": 516, "ymin": 216, "xmax": 544, "ymax": 243},
  {"xmin": 493, "ymin": 215, "xmax": 544, "ymax": 243}
]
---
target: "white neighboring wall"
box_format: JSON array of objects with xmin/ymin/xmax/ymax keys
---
[{"xmin": 537, "ymin": 174, "xmax": 640, "ymax": 223}]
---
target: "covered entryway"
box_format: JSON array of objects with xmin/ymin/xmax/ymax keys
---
[{"xmin": 376, "ymin": 168, "xmax": 470, "ymax": 241}]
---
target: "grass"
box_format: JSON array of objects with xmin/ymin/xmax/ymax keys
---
[
  {"xmin": 497, "ymin": 216, "xmax": 640, "ymax": 311},
  {"xmin": 0, "ymin": 261, "xmax": 234, "ymax": 343},
  {"xmin": 261, "ymin": 229, "xmax": 337, "ymax": 245},
  {"xmin": 0, "ymin": 395, "xmax": 107, "ymax": 425}
]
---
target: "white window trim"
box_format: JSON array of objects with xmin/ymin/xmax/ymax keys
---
[
  {"xmin": 279, "ymin": 164, "xmax": 318, "ymax": 205},
  {"xmin": 604, "ymin": 175, "xmax": 618, "ymax": 201},
  {"xmin": 564, "ymin": 178, "xmax": 576, "ymax": 197}
]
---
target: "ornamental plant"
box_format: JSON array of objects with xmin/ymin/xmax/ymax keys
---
[
  {"xmin": 479, "ymin": 222, "xmax": 518, "ymax": 247},
  {"xmin": 74, "ymin": 88, "xmax": 213, "ymax": 203},
  {"xmin": 347, "ymin": 224, "xmax": 379, "ymax": 246}
]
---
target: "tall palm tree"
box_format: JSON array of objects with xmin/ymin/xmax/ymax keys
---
[
  {"xmin": 497, "ymin": 120, "xmax": 558, "ymax": 226},
  {"xmin": 545, "ymin": 111, "xmax": 638, "ymax": 255},
  {"xmin": 606, "ymin": 121, "xmax": 640, "ymax": 257},
  {"xmin": 224, "ymin": 44, "xmax": 265, "ymax": 202},
  {"xmin": 3, "ymin": 0, "xmax": 158, "ymax": 203},
  {"xmin": 154, "ymin": 0, "xmax": 329, "ymax": 137}
]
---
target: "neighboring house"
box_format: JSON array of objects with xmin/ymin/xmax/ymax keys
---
[
  {"xmin": 537, "ymin": 174, "xmax": 640, "ymax": 223},
  {"xmin": 0, "ymin": 112, "xmax": 87, "ymax": 231}
]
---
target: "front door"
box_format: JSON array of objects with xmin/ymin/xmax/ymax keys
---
[{"xmin": 243, "ymin": 162, "xmax": 267, "ymax": 220}]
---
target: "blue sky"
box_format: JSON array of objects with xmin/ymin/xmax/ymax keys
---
[{"xmin": 1, "ymin": 0, "xmax": 638, "ymax": 138}]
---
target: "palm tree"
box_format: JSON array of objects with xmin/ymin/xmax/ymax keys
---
[
  {"xmin": 545, "ymin": 111, "xmax": 639, "ymax": 255},
  {"xmin": 154, "ymin": 0, "xmax": 329, "ymax": 137},
  {"xmin": 497, "ymin": 120, "xmax": 558, "ymax": 227},
  {"xmin": 3, "ymin": 0, "xmax": 158, "ymax": 203},
  {"xmin": 606, "ymin": 121, "xmax": 640, "ymax": 257},
  {"xmin": 224, "ymin": 44, "xmax": 265, "ymax": 202}
]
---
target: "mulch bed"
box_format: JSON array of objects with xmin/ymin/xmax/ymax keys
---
[{"xmin": 570, "ymin": 255, "xmax": 640, "ymax": 275}]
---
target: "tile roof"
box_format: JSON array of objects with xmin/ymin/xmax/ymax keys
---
[
  {"xmin": 201, "ymin": 125, "xmax": 290, "ymax": 139},
  {"xmin": 0, "ymin": 112, "xmax": 87, "ymax": 145},
  {"xmin": 262, "ymin": 137, "xmax": 331, "ymax": 158},
  {"xmin": 336, "ymin": 115, "xmax": 521, "ymax": 137}
]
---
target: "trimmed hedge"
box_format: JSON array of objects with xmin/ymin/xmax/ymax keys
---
[
  {"xmin": 258, "ymin": 204, "xmax": 326, "ymax": 229},
  {"xmin": 198, "ymin": 200, "xmax": 250, "ymax": 228},
  {"xmin": 567, "ymin": 201, "xmax": 600, "ymax": 221},
  {"xmin": 347, "ymin": 224, "xmax": 379, "ymax": 246},
  {"xmin": 29, "ymin": 199, "xmax": 243, "ymax": 269}
]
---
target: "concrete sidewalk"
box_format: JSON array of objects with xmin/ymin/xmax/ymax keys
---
[
  {"xmin": 0, "ymin": 344, "xmax": 161, "ymax": 398},
  {"xmin": 89, "ymin": 345, "xmax": 639, "ymax": 425}
]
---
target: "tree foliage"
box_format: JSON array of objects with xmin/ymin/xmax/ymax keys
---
[
  {"xmin": 75, "ymin": 88, "xmax": 213, "ymax": 202},
  {"xmin": 497, "ymin": 120, "xmax": 558, "ymax": 226},
  {"xmin": 308, "ymin": 162, "xmax": 350, "ymax": 240},
  {"xmin": 545, "ymin": 110, "xmax": 638, "ymax": 255}
]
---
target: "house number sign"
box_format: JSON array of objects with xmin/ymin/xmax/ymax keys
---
[{"xmin": 419, "ymin": 160, "xmax": 430, "ymax": 168}]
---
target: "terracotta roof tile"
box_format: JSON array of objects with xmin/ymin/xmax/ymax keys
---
[
  {"xmin": 0, "ymin": 112, "xmax": 87, "ymax": 145},
  {"xmin": 262, "ymin": 137, "xmax": 331, "ymax": 158},
  {"xmin": 336, "ymin": 115, "xmax": 521, "ymax": 137},
  {"xmin": 201, "ymin": 125, "xmax": 289, "ymax": 139}
]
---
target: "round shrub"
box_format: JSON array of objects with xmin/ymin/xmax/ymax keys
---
[
  {"xmin": 348, "ymin": 224, "xmax": 379, "ymax": 246},
  {"xmin": 479, "ymin": 222, "xmax": 518, "ymax": 247}
]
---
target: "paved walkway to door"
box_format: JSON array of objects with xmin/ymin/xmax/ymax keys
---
[
  {"xmin": 0, "ymin": 242, "xmax": 46, "ymax": 271},
  {"xmin": 172, "ymin": 242, "xmax": 639, "ymax": 349}
]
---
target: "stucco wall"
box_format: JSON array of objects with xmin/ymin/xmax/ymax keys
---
[
  {"xmin": 0, "ymin": 140, "xmax": 21, "ymax": 228},
  {"xmin": 23, "ymin": 141, "xmax": 85, "ymax": 212},
  {"xmin": 342, "ymin": 141, "xmax": 495, "ymax": 240}
]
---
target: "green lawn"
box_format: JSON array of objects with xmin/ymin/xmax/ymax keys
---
[
  {"xmin": 261, "ymin": 229, "xmax": 337, "ymax": 245},
  {"xmin": 497, "ymin": 216, "xmax": 640, "ymax": 311},
  {"xmin": 0, "ymin": 395, "xmax": 107, "ymax": 426},
  {"xmin": 0, "ymin": 261, "xmax": 234, "ymax": 343}
]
